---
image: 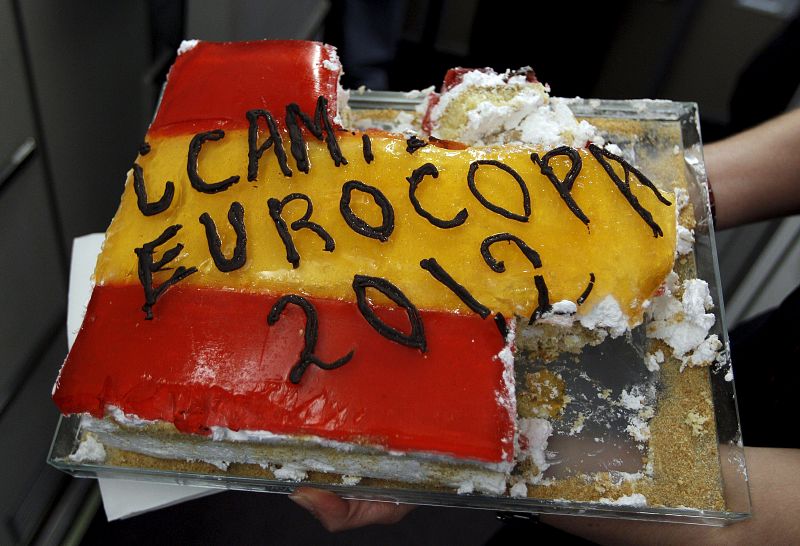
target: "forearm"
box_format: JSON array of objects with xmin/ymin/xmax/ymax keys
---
[
  {"xmin": 704, "ymin": 108, "xmax": 800, "ymax": 230},
  {"xmin": 541, "ymin": 447, "xmax": 800, "ymax": 545}
]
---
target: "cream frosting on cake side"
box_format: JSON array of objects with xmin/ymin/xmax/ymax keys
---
[{"xmin": 425, "ymin": 68, "xmax": 606, "ymax": 149}]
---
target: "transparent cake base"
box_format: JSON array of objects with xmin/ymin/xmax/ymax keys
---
[{"xmin": 48, "ymin": 96, "xmax": 750, "ymax": 526}]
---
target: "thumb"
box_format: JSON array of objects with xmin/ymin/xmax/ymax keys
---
[{"xmin": 289, "ymin": 487, "xmax": 414, "ymax": 532}]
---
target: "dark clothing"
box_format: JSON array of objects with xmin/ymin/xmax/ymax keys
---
[{"xmin": 728, "ymin": 282, "xmax": 800, "ymax": 449}]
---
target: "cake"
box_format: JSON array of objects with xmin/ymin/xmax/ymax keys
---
[{"xmin": 51, "ymin": 40, "xmax": 728, "ymax": 503}]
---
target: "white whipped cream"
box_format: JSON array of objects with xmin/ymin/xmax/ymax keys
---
[
  {"xmin": 509, "ymin": 481, "xmax": 529, "ymax": 498},
  {"xmin": 495, "ymin": 319, "xmax": 517, "ymax": 409},
  {"xmin": 273, "ymin": 464, "xmax": 308, "ymax": 481},
  {"xmin": 177, "ymin": 39, "xmax": 199, "ymax": 56},
  {"xmin": 599, "ymin": 493, "xmax": 648, "ymax": 507},
  {"xmin": 428, "ymin": 69, "xmax": 606, "ymax": 148},
  {"xmin": 579, "ymin": 295, "xmax": 629, "ymax": 339},
  {"xmin": 453, "ymin": 474, "xmax": 508, "ymax": 496},
  {"xmin": 538, "ymin": 300, "xmax": 578, "ymax": 327},
  {"xmin": 676, "ymin": 225, "xmax": 695, "ymax": 256},
  {"xmin": 69, "ymin": 435, "xmax": 106, "ymax": 463},
  {"xmin": 647, "ymin": 278, "xmax": 719, "ymax": 368},
  {"xmin": 619, "ymin": 389, "xmax": 646, "ymax": 411},
  {"xmin": 518, "ymin": 417, "xmax": 553, "ymax": 480}
]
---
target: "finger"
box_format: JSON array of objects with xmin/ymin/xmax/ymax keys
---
[{"xmin": 289, "ymin": 487, "xmax": 414, "ymax": 532}]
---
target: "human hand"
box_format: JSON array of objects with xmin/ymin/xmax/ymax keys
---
[{"xmin": 289, "ymin": 487, "xmax": 415, "ymax": 532}]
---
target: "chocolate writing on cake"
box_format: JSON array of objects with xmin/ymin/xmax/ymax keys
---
[{"xmin": 132, "ymin": 96, "xmax": 672, "ymax": 382}]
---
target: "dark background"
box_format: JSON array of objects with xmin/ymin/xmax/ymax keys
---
[{"xmin": 1, "ymin": 0, "xmax": 798, "ymax": 544}]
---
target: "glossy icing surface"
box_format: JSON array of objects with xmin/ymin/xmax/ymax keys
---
[
  {"xmin": 96, "ymin": 133, "xmax": 675, "ymax": 320},
  {"xmin": 149, "ymin": 41, "xmax": 341, "ymax": 137},
  {"xmin": 55, "ymin": 284, "xmax": 513, "ymax": 462}
]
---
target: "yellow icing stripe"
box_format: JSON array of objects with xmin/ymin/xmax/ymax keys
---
[{"xmin": 95, "ymin": 132, "xmax": 675, "ymax": 320}]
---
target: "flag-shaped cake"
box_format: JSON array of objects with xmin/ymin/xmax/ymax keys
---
[{"xmin": 53, "ymin": 41, "xmax": 675, "ymax": 472}]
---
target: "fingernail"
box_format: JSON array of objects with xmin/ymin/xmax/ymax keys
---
[{"xmin": 289, "ymin": 492, "xmax": 315, "ymax": 514}]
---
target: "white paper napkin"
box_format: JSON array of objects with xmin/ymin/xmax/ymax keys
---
[{"xmin": 68, "ymin": 234, "xmax": 218, "ymax": 520}]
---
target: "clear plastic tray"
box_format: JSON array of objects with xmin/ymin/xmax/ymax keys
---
[{"xmin": 48, "ymin": 95, "xmax": 750, "ymax": 526}]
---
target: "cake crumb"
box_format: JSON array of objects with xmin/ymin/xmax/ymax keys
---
[
  {"xmin": 644, "ymin": 350, "xmax": 664, "ymax": 372},
  {"xmin": 685, "ymin": 410, "xmax": 710, "ymax": 436},
  {"xmin": 626, "ymin": 416, "xmax": 651, "ymax": 442},
  {"xmin": 341, "ymin": 475, "xmax": 362, "ymax": 486},
  {"xmin": 597, "ymin": 388, "xmax": 612, "ymax": 400},
  {"xmin": 569, "ymin": 413, "xmax": 586, "ymax": 435},
  {"xmin": 517, "ymin": 369, "xmax": 567, "ymax": 419}
]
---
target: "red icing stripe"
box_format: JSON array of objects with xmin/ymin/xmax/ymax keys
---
[
  {"xmin": 54, "ymin": 284, "xmax": 514, "ymax": 463},
  {"xmin": 149, "ymin": 40, "xmax": 341, "ymax": 137}
]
